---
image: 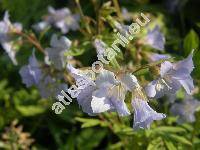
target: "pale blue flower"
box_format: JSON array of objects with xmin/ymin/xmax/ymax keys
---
[
  {"xmin": 67, "ymin": 65, "xmax": 138, "ymax": 116},
  {"xmin": 67, "ymin": 64, "xmax": 95, "ymax": 86},
  {"xmin": 93, "ymin": 39, "xmax": 106, "ymax": 55},
  {"xmin": 45, "ymin": 6, "xmax": 80, "ymax": 34},
  {"xmin": 170, "ymin": 97, "xmax": 200, "ymax": 123},
  {"xmin": 0, "ymin": 11, "xmax": 22, "ymax": 65},
  {"xmin": 145, "ymin": 26, "xmax": 165, "ymax": 51},
  {"xmin": 132, "ymin": 98, "xmax": 166, "ymax": 129},
  {"xmin": 121, "ymin": 7, "xmax": 132, "ymax": 21},
  {"xmin": 76, "ymin": 84, "xmax": 97, "ymax": 115},
  {"xmin": 91, "ymin": 70, "xmax": 138, "ymax": 116},
  {"xmin": 45, "ymin": 34, "xmax": 71, "ymax": 70},
  {"xmin": 67, "ymin": 64, "xmax": 96, "ymax": 115},
  {"xmin": 19, "ymin": 51, "xmax": 42, "ymax": 87},
  {"xmin": 32, "ymin": 21, "xmax": 50, "ymax": 32},
  {"xmin": 145, "ymin": 52, "xmax": 194, "ymax": 98},
  {"xmin": 114, "ymin": 21, "xmax": 130, "ymax": 38}
]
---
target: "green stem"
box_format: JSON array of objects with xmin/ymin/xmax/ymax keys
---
[
  {"xmin": 75, "ymin": 0, "xmax": 91, "ymax": 34},
  {"xmin": 110, "ymin": 58, "xmax": 121, "ymax": 70},
  {"xmin": 112, "ymin": 0, "xmax": 122, "ymax": 19},
  {"xmin": 132, "ymin": 57, "xmax": 174, "ymax": 74}
]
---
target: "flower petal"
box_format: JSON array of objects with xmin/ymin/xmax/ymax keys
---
[
  {"xmin": 149, "ymin": 53, "xmax": 170, "ymax": 62},
  {"xmin": 110, "ymin": 96, "xmax": 130, "ymax": 116},
  {"xmin": 173, "ymin": 51, "xmax": 194, "ymax": 74},
  {"xmin": 77, "ymin": 85, "xmax": 96, "ymax": 115},
  {"xmin": 146, "ymin": 26, "xmax": 165, "ymax": 51},
  {"xmin": 119, "ymin": 74, "xmax": 139, "ymax": 91},
  {"xmin": 132, "ymin": 98, "xmax": 166, "ymax": 130},
  {"xmin": 178, "ymin": 76, "xmax": 194, "ymax": 94},
  {"xmin": 91, "ymin": 86, "xmax": 114, "ymax": 113},
  {"xmin": 160, "ymin": 61, "xmax": 173, "ymax": 77},
  {"xmin": 95, "ymin": 70, "xmax": 119, "ymax": 87},
  {"xmin": 145, "ymin": 80, "xmax": 157, "ymax": 98}
]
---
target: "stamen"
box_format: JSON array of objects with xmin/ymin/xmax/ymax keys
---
[
  {"xmin": 161, "ymin": 78, "xmax": 172, "ymax": 90},
  {"xmin": 156, "ymin": 78, "xmax": 172, "ymax": 91}
]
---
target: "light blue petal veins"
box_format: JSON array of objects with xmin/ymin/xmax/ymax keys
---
[
  {"xmin": 19, "ymin": 52, "xmax": 42, "ymax": 87},
  {"xmin": 171, "ymin": 68, "xmax": 191, "ymax": 80},
  {"xmin": 90, "ymin": 71, "xmax": 131, "ymax": 116},
  {"xmin": 170, "ymin": 52, "xmax": 194, "ymax": 94},
  {"xmin": 119, "ymin": 74, "xmax": 139, "ymax": 91},
  {"xmin": 178, "ymin": 76, "xmax": 194, "ymax": 94},
  {"xmin": 170, "ymin": 98, "xmax": 200, "ymax": 123},
  {"xmin": 160, "ymin": 61, "xmax": 173, "ymax": 77},
  {"xmin": 150, "ymin": 53, "xmax": 170, "ymax": 62},
  {"xmin": 145, "ymin": 78, "xmax": 181, "ymax": 99},
  {"xmin": 166, "ymin": 78, "xmax": 181, "ymax": 93},
  {"xmin": 95, "ymin": 70, "xmax": 119, "ymax": 87},
  {"xmin": 110, "ymin": 96, "xmax": 130, "ymax": 116},
  {"xmin": 146, "ymin": 26, "xmax": 165, "ymax": 51},
  {"xmin": 132, "ymin": 98, "xmax": 166, "ymax": 130},
  {"xmin": 77, "ymin": 85, "xmax": 96, "ymax": 115},
  {"xmin": 174, "ymin": 51, "xmax": 194, "ymax": 74},
  {"xmin": 148, "ymin": 52, "xmax": 195, "ymax": 98}
]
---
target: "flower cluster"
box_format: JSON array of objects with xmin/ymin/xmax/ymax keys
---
[
  {"xmin": 33, "ymin": 6, "xmax": 80, "ymax": 33},
  {"xmin": 67, "ymin": 42, "xmax": 195, "ymax": 129},
  {"xmin": 68, "ymin": 64, "xmax": 167, "ymax": 129},
  {"xmin": 19, "ymin": 35, "xmax": 69, "ymax": 98}
]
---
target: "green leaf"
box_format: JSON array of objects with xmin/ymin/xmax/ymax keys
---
[
  {"xmin": 153, "ymin": 126, "xmax": 187, "ymax": 134},
  {"xmin": 108, "ymin": 142, "xmax": 123, "ymax": 150},
  {"xmin": 166, "ymin": 134, "xmax": 192, "ymax": 146},
  {"xmin": 75, "ymin": 117, "xmax": 101, "ymax": 128},
  {"xmin": 147, "ymin": 137, "xmax": 165, "ymax": 150},
  {"xmin": 164, "ymin": 139, "xmax": 177, "ymax": 150},
  {"xmin": 16, "ymin": 105, "xmax": 46, "ymax": 116},
  {"xmin": 183, "ymin": 29, "xmax": 199, "ymax": 55},
  {"xmin": 77, "ymin": 128, "xmax": 107, "ymax": 150}
]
